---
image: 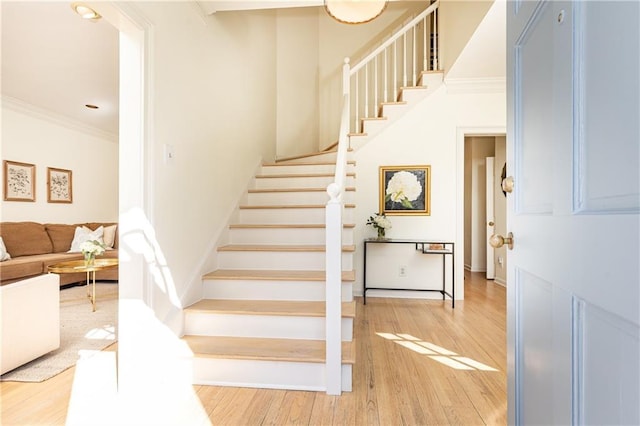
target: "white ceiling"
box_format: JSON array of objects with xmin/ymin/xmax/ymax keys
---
[
  {"xmin": 1, "ymin": 1, "xmax": 119, "ymax": 137},
  {"xmin": 1, "ymin": 1, "xmax": 504, "ymax": 140}
]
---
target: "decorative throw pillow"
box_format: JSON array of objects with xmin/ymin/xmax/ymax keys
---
[
  {"xmin": 68, "ymin": 226, "xmax": 104, "ymax": 253},
  {"xmin": 0, "ymin": 237, "xmax": 11, "ymax": 261},
  {"xmin": 103, "ymin": 224, "xmax": 117, "ymax": 249}
]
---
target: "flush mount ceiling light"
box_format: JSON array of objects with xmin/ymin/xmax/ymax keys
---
[
  {"xmin": 325, "ymin": 0, "xmax": 388, "ymax": 25},
  {"xmin": 71, "ymin": 3, "xmax": 101, "ymax": 21}
]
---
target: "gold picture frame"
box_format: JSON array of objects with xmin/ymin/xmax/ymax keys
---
[
  {"xmin": 3, "ymin": 160, "xmax": 36, "ymax": 202},
  {"xmin": 379, "ymin": 165, "xmax": 431, "ymax": 215},
  {"xmin": 47, "ymin": 167, "xmax": 73, "ymax": 203}
]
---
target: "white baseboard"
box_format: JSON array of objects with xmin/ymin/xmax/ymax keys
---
[{"xmin": 494, "ymin": 277, "xmax": 506, "ymax": 287}]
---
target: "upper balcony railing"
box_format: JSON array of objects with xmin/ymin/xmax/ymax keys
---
[{"xmin": 347, "ymin": 0, "xmax": 440, "ymax": 133}]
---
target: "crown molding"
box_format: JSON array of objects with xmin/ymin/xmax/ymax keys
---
[
  {"xmin": 1, "ymin": 96, "xmax": 118, "ymax": 143},
  {"xmin": 444, "ymin": 77, "xmax": 506, "ymax": 94}
]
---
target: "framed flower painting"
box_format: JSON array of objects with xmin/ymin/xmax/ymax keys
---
[{"xmin": 379, "ymin": 165, "xmax": 430, "ymax": 215}]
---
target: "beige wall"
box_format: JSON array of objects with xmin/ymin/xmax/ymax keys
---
[
  {"xmin": 276, "ymin": 8, "xmax": 319, "ymax": 158},
  {"xmin": 439, "ymin": 0, "xmax": 494, "ymax": 77},
  {"xmin": 1, "ymin": 102, "xmax": 118, "ymax": 223},
  {"xmin": 128, "ymin": 3, "xmax": 278, "ymax": 315}
]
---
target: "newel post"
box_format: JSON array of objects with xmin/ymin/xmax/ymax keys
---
[{"xmin": 325, "ymin": 183, "xmax": 343, "ymax": 395}]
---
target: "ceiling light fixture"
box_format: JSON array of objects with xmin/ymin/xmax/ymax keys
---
[
  {"xmin": 325, "ymin": 0, "xmax": 388, "ymax": 25},
  {"xmin": 71, "ymin": 3, "xmax": 101, "ymax": 21}
]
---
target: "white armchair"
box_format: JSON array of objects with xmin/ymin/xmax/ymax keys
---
[{"xmin": 1, "ymin": 274, "xmax": 60, "ymax": 375}]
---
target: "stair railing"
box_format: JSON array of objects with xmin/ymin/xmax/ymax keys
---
[
  {"xmin": 324, "ymin": 59, "xmax": 350, "ymax": 396},
  {"xmin": 348, "ymin": 0, "xmax": 440, "ymax": 133},
  {"xmin": 325, "ymin": 1, "xmax": 440, "ymax": 395}
]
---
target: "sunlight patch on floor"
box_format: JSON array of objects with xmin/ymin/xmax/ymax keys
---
[
  {"xmin": 85, "ymin": 325, "xmax": 116, "ymax": 340},
  {"xmin": 376, "ymin": 332, "xmax": 499, "ymax": 372}
]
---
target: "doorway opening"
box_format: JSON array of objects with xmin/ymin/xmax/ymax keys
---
[{"xmin": 462, "ymin": 134, "xmax": 506, "ymax": 285}]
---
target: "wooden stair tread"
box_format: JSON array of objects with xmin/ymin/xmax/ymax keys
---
[
  {"xmin": 229, "ymin": 223, "xmax": 355, "ymax": 229},
  {"xmin": 274, "ymin": 148, "xmax": 353, "ymax": 164},
  {"xmin": 255, "ymin": 172, "xmax": 356, "ymax": 178},
  {"xmin": 239, "ymin": 204, "xmax": 355, "ymax": 209},
  {"xmin": 262, "ymin": 161, "xmax": 355, "ymax": 167},
  {"xmin": 203, "ymin": 269, "xmax": 356, "ymax": 281},
  {"xmin": 248, "ymin": 187, "xmax": 355, "ymax": 193},
  {"xmin": 183, "ymin": 335, "xmax": 355, "ymax": 364},
  {"xmin": 186, "ymin": 299, "xmax": 356, "ymax": 318},
  {"xmin": 218, "ymin": 244, "xmax": 356, "ymax": 252}
]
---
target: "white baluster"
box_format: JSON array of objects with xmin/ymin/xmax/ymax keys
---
[
  {"xmin": 403, "ymin": 32, "xmax": 407, "ymax": 88},
  {"xmin": 433, "ymin": 7, "xmax": 438, "ymax": 70},
  {"xmin": 365, "ymin": 63, "xmax": 369, "ymax": 118},
  {"xmin": 412, "ymin": 26, "xmax": 417, "ymax": 86},
  {"xmin": 423, "ymin": 16, "xmax": 428, "ymax": 72},
  {"xmin": 374, "ymin": 56, "xmax": 378, "ymax": 114},
  {"xmin": 354, "ymin": 73, "xmax": 359, "ymax": 132},
  {"xmin": 394, "ymin": 40, "xmax": 398, "ymax": 101},
  {"xmin": 384, "ymin": 48, "xmax": 388, "ymax": 103}
]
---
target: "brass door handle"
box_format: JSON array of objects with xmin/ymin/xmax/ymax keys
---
[
  {"xmin": 489, "ymin": 232, "xmax": 514, "ymax": 250},
  {"xmin": 502, "ymin": 176, "xmax": 514, "ymax": 194}
]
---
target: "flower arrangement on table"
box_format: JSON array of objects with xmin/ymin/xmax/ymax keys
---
[
  {"xmin": 80, "ymin": 240, "xmax": 106, "ymax": 266},
  {"xmin": 366, "ymin": 212, "xmax": 392, "ymax": 239}
]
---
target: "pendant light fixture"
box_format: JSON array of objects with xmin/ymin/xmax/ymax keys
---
[{"xmin": 325, "ymin": 0, "xmax": 388, "ymax": 25}]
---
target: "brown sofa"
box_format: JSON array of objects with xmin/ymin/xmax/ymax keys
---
[{"xmin": 0, "ymin": 222, "xmax": 118, "ymax": 287}]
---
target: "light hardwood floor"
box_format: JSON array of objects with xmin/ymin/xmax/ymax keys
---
[{"xmin": 1, "ymin": 271, "xmax": 506, "ymax": 425}]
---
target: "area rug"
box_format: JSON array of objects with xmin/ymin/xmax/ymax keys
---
[{"xmin": 1, "ymin": 282, "xmax": 118, "ymax": 383}]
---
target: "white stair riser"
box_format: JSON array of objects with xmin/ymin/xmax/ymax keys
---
[
  {"xmin": 217, "ymin": 251, "xmax": 353, "ymax": 271},
  {"xmin": 192, "ymin": 358, "xmax": 352, "ymax": 392},
  {"xmin": 238, "ymin": 207, "xmax": 354, "ymax": 224},
  {"xmin": 380, "ymin": 104, "xmax": 409, "ymax": 121},
  {"xmin": 400, "ymin": 88, "xmax": 430, "ymax": 103},
  {"xmin": 184, "ymin": 313, "xmax": 353, "ymax": 341},
  {"xmin": 229, "ymin": 227, "xmax": 353, "ymax": 245},
  {"xmin": 254, "ymin": 176, "xmax": 355, "ymax": 190},
  {"xmin": 361, "ymin": 119, "xmax": 388, "ymax": 137},
  {"xmin": 202, "ymin": 279, "xmax": 353, "ymax": 302},
  {"xmin": 277, "ymin": 152, "xmax": 338, "ymax": 164},
  {"xmin": 246, "ymin": 190, "xmax": 354, "ymax": 206},
  {"xmin": 260, "ymin": 164, "xmax": 340, "ymax": 175}
]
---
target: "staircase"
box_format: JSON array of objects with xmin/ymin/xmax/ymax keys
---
[
  {"xmin": 181, "ymin": 0, "xmax": 443, "ymax": 394},
  {"xmin": 182, "ymin": 151, "xmax": 357, "ymax": 392}
]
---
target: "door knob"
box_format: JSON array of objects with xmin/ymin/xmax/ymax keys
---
[
  {"xmin": 489, "ymin": 232, "xmax": 514, "ymax": 250},
  {"xmin": 488, "ymin": 221, "xmax": 495, "ymax": 226},
  {"xmin": 502, "ymin": 176, "xmax": 514, "ymax": 194}
]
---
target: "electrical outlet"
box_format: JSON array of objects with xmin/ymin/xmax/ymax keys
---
[
  {"xmin": 498, "ymin": 256, "xmax": 504, "ymax": 267},
  {"xmin": 399, "ymin": 266, "xmax": 407, "ymax": 277}
]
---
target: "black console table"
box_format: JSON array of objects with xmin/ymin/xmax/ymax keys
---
[{"xmin": 363, "ymin": 238, "xmax": 455, "ymax": 308}]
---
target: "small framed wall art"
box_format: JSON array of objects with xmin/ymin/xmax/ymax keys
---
[
  {"xmin": 3, "ymin": 160, "xmax": 36, "ymax": 202},
  {"xmin": 47, "ymin": 167, "xmax": 73, "ymax": 203},
  {"xmin": 379, "ymin": 165, "xmax": 431, "ymax": 215}
]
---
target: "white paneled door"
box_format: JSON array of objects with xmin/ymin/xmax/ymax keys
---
[{"xmin": 507, "ymin": 1, "xmax": 639, "ymax": 425}]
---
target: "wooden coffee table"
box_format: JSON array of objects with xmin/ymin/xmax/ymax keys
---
[{"xmin": 48, "ymin": 258, "xmax": 118, "ymax": 311}]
